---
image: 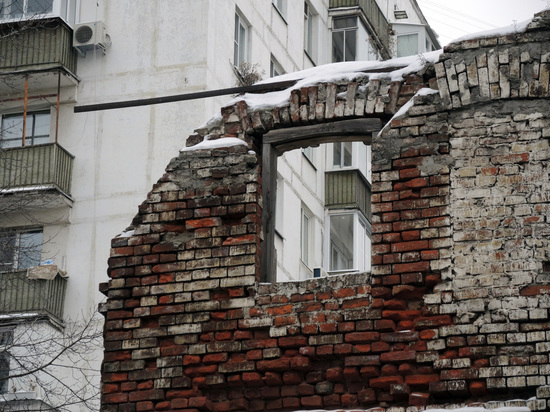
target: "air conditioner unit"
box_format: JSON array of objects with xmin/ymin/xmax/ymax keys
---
[{"xmin": 73, "ymin": 21, "xmax": 109, "ymax": 55}]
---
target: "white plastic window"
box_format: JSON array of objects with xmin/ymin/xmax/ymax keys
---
[
  {"xmin": 328, "ymin": 211, "xmax": 370, "ymax": 273},
  {"xmin": 397, "ymin": 33, "xmax": 419, "ymax": 57},
  {"xmin": 234, "ymin": 12, "xmax": 249, "ymax": 67},
  {"xmin": 0, "ymin": 229, "xmax": 43, "ymax": 272},
  {"xmin": 1, "ymin": 111, "xmax": 50, "ymax": 148}
]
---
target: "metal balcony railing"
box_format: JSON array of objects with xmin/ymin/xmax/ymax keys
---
[
  {"xmin": 0, "ymin": 18, "xmax": 77, "ymax": 74},
  {"xmin": 0, "ymin": 143, "xmax": 74, "ymax": 195},
  {"xmin": 329, "ymin": 0, "xmax": 391, "ymax": 57},
  {"xmin": 325, "ymin": 169, "xmax": 371, "ymax": 220},
  {"xmin": 0, "ymin": 269, "xmax": 67, "ymax": 322}
]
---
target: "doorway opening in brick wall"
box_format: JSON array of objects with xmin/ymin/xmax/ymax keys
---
[{"xmin": 260, "ymin": 118, "xmax": 380, "ymax": 283}]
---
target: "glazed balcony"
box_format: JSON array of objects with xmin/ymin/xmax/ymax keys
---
[
  {"xmin": 329, "ymin": 0, "xmax": 391, "ymax": 57},
  {"xmin": 0, "ymin": 268, "xmax": 67, "ymax": 322},
  {"xmin": 325, "ymin": 168, "xmax": 371, "ymax": 221},
  {"xmin": 0, "ymin": 143, "xmax": 74, "ymax": 203}
]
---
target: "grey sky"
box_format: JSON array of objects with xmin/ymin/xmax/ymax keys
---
[{"xmin": 417, "ymin": 0, "xmax": 549, "ymax": 46}]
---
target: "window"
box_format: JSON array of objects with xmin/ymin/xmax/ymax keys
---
[
  {"xmin": 302, "ymin": 146, "xmax": 314, "ymax": 164},
  {"xmin": 270, "ymin": 57, "xmax": 284, "ymax": 78},
  {"xmin": 301, "ymin": 208, "xmax": 311, "ymax": 266},
  {"xmin": 328, "ymin": 212, "xmax": 370, "ymax": 273},
  {"xmin": 0, "ymin": 328, "xmax": 13, "ymax": 394},
  {"xmin": 0, "ymin": 0, "xmax": 53, "ymax": 20},
  {"xmin": 272, "ymin": 0, "xmax": 287, "ymax": 19},
  {"xmin": 234, "ymin": 12, "xmax": 249, "ymax": 68},
  {"xmin": 332, "ymin": 16, "xmax": 357, "ymax": 62},
  {"xmin": 275, "ymin": 176, "xmax": 284, "ymax": 236},
  {"xmin": 304, "ymin": 2, "xmax": 316, "ymax": 60},
  {"xmin": 397, "ymin": 33, "xmax": 419, "ymax": 57},
  {"xmin": 0, "ymin": 229, "xmax": 43, "ymax": 272},
  {"xmin": 333, "ymin": 141, "xmax": 353, "ymax": 168},
  {"xmin": 1, "ymin": 111, "xmax": 50, "ymax": 148}
]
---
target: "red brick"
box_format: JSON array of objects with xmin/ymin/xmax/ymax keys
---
[
  {"xmin": 369, "ymin": 375, "xmax": 403, "ymax": 389},
  {"xmin": 382, "ymin": 310, "xmax": 422, "ymax": 321},
  {"xmin": 394, "ymin": 177, "xmax": 429, "ymax": 190},
  {"xmin": 242, "ymin": 372, "xmax": 264, "ymax": 387},
  {"xmin": 520, "ymin": 285, "xmax": 550, "ymax": 296},
  {"xmin": 470, "ymin": 381, "xmax": 488, "ymax": 396},
  {"xmin": 345, "ymin": 332, "xmax": 380, "ymax": 343},
  {"xmin": 301, "ymin": 396, "xmax": 323, "ymax": 408},
  {"xmin": 393, "ymin": 261, "xmax": 430, "ymax": 274},
  {"xmin": 380, "ymin": 350, "xmax": 416, "ymax": 363},
  {"xmin": 391, "ymin": 240, "xmax": 429, "ymax": 253},
  {"xmin": 408, "ymin": 392, "xmax": 430, "ymax": 407},
  {"xmin": 405, "ymin": 374, "xmax": 440, "ymax": 386}
]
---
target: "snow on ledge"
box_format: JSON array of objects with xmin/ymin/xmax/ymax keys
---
[
  {"xmin": 377, "ymin": 87, "xmax": 438, "ymax": 137},
  {"xmin": 218, "ymin": 51, "xmax": 442, "ymax": 115},
  {"xmin": 284, "ymin": 408, "xmax": 531, "ymax": 412},
  {"xmin": 181, "ymin": 136, "xmax": 249, "ymax": 152},
  {"xmin": 449, "ymin": 7, "xmax": 548, "ymax": 45}
]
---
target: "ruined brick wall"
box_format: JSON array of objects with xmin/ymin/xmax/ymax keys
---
[{"xmin": 100, "ymin": 10, "xmax": 550, "ymax": 412}]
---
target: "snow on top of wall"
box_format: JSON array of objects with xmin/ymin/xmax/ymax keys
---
[
  {"xmin": 180, "ymin": 136, "xmax": 249, "ymax": 152},
  {"xmin": 450, "ymin": 8, "xmax": 547, "ymax": 44},
  {"xmin": 230, "ymin": 50, "xmax": 442, "ymax": 112},
  {"xmin": 377, "ymin": 87, "xmax": 438, "ymax": 137},
  {"xmin": 287, "ymin": 407, "xmax": 531, "ymax": 412}
]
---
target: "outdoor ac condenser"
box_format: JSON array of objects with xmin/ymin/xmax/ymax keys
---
[{"xmin": 73, "ymin": 21, "xmax": 109, "ymax": 55}]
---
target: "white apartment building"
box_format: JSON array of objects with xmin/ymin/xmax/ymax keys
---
[{"xmin": 0, "ymin": 0, "xmax": 438, "ymax": 409}]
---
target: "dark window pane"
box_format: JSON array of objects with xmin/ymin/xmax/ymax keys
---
[
  {"xmin": 333, "ymin": 16, "xmax": 356, "ymax": 30},
  {"xmin": 344, "ymin": 30, "xmax": 356, "ymax": 61},
  {"xmin": 332, "ymin": 31, "xmax": 344, "ymax": 62},
  {"xmin": 17, "ymin": 231, "xmax": 42, "ymax": 269},
  {"xmin": 27, "ymin": 0, "xmax": 53, "ymax": 14}
]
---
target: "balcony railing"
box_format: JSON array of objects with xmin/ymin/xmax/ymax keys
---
[
  {"xmin": 0, "ymin": 17, "xmax": 77, "ymax": 74},
  {"xmin": 0, "ymin": 143, "xmax": 74, "ymax": 196},
  {"xmin": 329, "ymin": 0, "xmax": 391, "ymax": 57},
  {"xmin": 0, "ymin": 269, "xmax": 67, "ymax": 322},
  {"xmin": 325, "ymin": 169, "xmax": 371, "ymax": 220}
]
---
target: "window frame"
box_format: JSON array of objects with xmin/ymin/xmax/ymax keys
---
[
  {"xmin": 0, "ymin": 0, "xmax": 54, "ymax": 21},
  {"xmin": 1, "ymin": 110, "xmax": 50, "ymax": 148},
  {"xmin": 270, "ymin": 57, "xmax": 284, "ymax": 78},
  {"xmin": 0, "ymin": 228, "xmax": 43, "ymax": 272},
  {"xmin": 332, "ymin": 16, "xmax": 358, "ymax": 62},
  {"xmin": 272, "ymin": 0, "xmax": 287, "ymax": 21},
  {"xmin": 326, "ymin": 210, "xmax": 371, "ymax": 274},
  {"xmin": 233, "ymin": 11, "xmax": 249, "ymax": 68},
  {"xmin": 300, "ymin": 207, "xmax": 311, "ymax": 267},
  {"xmin": 396, "ymin": 32, "xmax": 419, "ymax": 58},
  {"xmin": 304, "ymin": 1, "xmax": 316, "ymax": 63}
]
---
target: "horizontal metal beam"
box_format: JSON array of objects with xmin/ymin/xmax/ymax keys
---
[
  {"xmin": 73, "ymin": 65, "xmax": 407, "ymax": 113},
  {"xmin": 74, "ymin": 80, "xmax": 299, "ymax": 113}
]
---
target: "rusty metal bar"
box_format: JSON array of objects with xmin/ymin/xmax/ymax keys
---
[{"xmin": 0, "ymin": 94, "xmax": 58, "ymax": 104}]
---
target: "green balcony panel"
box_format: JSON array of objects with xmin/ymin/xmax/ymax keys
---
[
  {"xmin": 0, "ymin": 268, "xmax": 67, "ymax": 322},
  {"xmin": 0, "ymin": 143, "xmax": 74, "ymax": 196},
  {"xmin": 0, "ymin": 18, "xmax": 77, "ymax": 74},
  {"xmin": 325, "ymin": 169, "xmax": 371, "ymax": 220}
]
